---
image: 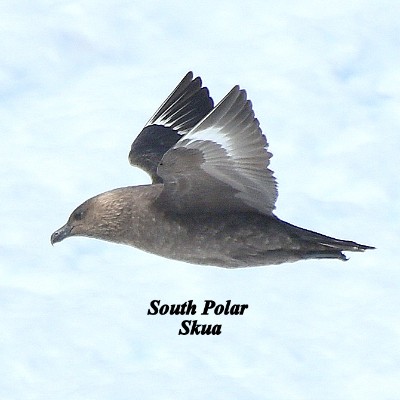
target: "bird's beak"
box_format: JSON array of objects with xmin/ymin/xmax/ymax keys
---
[{"xmin": 51, "ymin": 223, "xmax": 72, "ymax": 245}]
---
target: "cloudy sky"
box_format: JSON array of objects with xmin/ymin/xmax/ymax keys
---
[{"xmin": 1, "ymin": 0, "xmax": 399, "ymax": 399}]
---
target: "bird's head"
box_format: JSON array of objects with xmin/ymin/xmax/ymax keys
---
[{"xmin": 51, "ymin": 190, "xmax": 130, "ymax": 245}]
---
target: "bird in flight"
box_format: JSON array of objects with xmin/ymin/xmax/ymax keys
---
[{"xmin": 51, "ymin": 72, "xmax": 374, "ymax": 267}]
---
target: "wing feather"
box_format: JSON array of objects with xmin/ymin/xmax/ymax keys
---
[
  {"xmin": 157, "ymin": 86, "xmax": 278, "ymax": 215},
  {"xmin": 129, "ymin": 72, "xmax": 214, "ymax": 182}
]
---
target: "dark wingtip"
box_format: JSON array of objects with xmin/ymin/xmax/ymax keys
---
[{"xmin": 129, "ymin": 72, "xmax": 214, "ymax": 181}]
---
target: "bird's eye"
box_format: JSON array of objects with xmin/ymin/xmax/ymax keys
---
[{"xmin": 74, "ymin": 210, "xmax": 84, "ymax": 220}]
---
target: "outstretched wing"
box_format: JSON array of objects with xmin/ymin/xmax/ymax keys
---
[
  {"xmin": 129, "ymin": 72, "xmax": 214, "ymax": 183},
  {"xmin": 156, "ymin": 86, "xmax": 278, "ymax": 215}
]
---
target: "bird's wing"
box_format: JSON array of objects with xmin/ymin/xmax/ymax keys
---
[
  {"xmin": 129, "ymin": 72, "xmax": 214, "ymax": 183},
  {"xmin": 157, "ymin": 86, "xmax": 278, "ymax": 215}
]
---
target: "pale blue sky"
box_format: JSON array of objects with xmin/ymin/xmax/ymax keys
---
[{"xmin": 1, "ymin": 1, "xmax": 399, "ymax": 399}]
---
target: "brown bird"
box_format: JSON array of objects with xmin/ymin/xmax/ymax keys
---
[{"xmin": 51, "ymin": 72, "xmax": 374, "ymax": 267}]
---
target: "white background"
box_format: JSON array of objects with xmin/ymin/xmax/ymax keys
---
[{"xmin": 1, "ymin": 1, "xmax": 399, "ymax": 399}]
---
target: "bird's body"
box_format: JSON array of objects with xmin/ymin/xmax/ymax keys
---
[
  {"xmin": 51, "ymin": 72, "xmax": 373, "ymax": 267},
  {"xmin": 59, "ymin": 184, "xmax": 371, "ymax": 268}
]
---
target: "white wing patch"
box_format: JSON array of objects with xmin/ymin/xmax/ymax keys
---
[
  {"xmin": 167, "ymin": 86, "xmax": 278, "ymax": 215},
  {"xmin": 183, "ymin": 128, "xmax": 235, "ymax": 157}
]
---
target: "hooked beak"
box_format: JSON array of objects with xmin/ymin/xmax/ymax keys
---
[{"xmin": 51, "ymin": 223, "xmax": 72, "ymax": 245}]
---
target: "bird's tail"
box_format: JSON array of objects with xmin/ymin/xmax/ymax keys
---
[{"xmin": 280, "ymin": 220, "xmax": 375, "ymax": 254}]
